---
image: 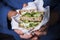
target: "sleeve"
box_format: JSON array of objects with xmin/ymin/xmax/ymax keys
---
[
  {"xmin": 43, "ymin": 0, "xmax": 50, "ymax": 7},
  {"xmin": 2, "ymin": 0, "xmax": 33, "ymax": 9},
  {"xmin": 0, "ymin": 0, "xmax": 34, "ymax": 40},
  {"xmin": 0, "ymin": 2, "xmax": 11, "ymax": 31},
  {"xmin": 0, "ymin": 3, "xmax": 22, "ymax": 40}
]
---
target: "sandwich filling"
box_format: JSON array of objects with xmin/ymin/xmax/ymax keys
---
[{"xmin": 19, "ymin": 9, "xmax": 43, "ymax": 30}]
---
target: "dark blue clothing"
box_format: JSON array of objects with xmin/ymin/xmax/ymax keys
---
[
  {"xmin": 0, "ymin": 0, "xmax": 34, "ymax": 40},
  {"xmin": 0, "ymin": 0, "xmax": 60, "ymax": 40}
]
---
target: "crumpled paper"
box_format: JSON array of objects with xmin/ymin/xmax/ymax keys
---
[
  {"xmin": 34, "ymin": 0, "xmax": 45, "ymax": 11},
  {"xmin": 11, "ymin": 0, "xmax": 50, "ymax": 34}
]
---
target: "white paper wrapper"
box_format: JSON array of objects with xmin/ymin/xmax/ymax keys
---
[
  {"xmin": 34, "ymin": 0, "xmax": 45, "ymax": 11},
  {"xmin": 11, "ymin": 0, "xmax": 50, "ymax": 34},
  {"xmin": 11, "ymin": 6, "xmax": 50, "ymax": 34}
]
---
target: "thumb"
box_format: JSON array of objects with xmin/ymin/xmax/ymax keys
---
[{"xmin": 23, "ymin": 3, "xmax": 28, "ymax": 7}]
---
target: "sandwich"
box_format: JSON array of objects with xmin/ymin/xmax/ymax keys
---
[{"xmin": 19, "ymin": 9, "xmax": 44, "ymax": 30}]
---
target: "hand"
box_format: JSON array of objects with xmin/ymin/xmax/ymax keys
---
[
  {"xmin": 8, "ymin": 3, "xmax": 28, "ymax": 20},
  {"xmin": 31, "ymin": 36, "xmax": 38, "ymax": 40},
  {"xmin": 14, "ymin": 29, "xmax": 32, "ymax": 39},
  {"xmin": 33, "ymin": 25, "xmax": 47, "ymax": 37},
  {"xmin": 20, "ymin": 34, "xmax": 32, "ymax": 39},
  {"xmin": 30, "ymin": 25, "xmax": 47, "ymax": 40},
  {"xmin": 8, "ymin": 10, "xmax": 17, "ymax": 20}
]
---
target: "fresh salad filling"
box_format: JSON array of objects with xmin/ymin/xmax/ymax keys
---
[{"xmin": 19, "ymin": 11, "xmax": 43, "ymax": 30}]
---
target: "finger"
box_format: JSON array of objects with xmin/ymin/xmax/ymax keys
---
[
  {"xmin": 34, "ymin": 31, "xmax": 42, "ymax": 36},
  {"xmin": 34, "ymin": 31, "xmax": 47, "ymax": 36},
  {"xmin": 23, "ymin": 3, "xmax": 28, "ymax": 7},
  {"xmin": 39, "ymin": 26, "xmax": 47, "ymax": 32},
  {"xmin": 8, "ymin": 11, "xmax": 17, "ymax": 20},
  {"xmin": 14, "ymin": 29, "xmax": 24, "ymax": 35},
  {"xmin": 20, "ymin": 34, "xmax": 32, "ymax": 39},
  {"xmin": 31, "ymin": 36, "xmax": 38, "ymax": 40}
]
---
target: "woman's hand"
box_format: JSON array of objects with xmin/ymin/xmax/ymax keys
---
[
  {"xmin": 9, "ymin": 3, "xmax": 32, "ymax": 39},
  {"xmin": 31, "ymin": 36, "xmax": 38, "ymax": 40},
  {"xmin": 8, "ymin": 10, "xmax": 17, "ymax": 20},
  {"xmin": 8, "ymin": 10, "xmax": 32, "ymax": 39},
  {"xmin": 31, "ymin": 25, "xmax": 47, "ymax": 40},
  {"xmin": 34, "ymin": 25, "xmax": 47, "ymax": 37},
  {"xmin": 14, "ymin": 29, "xmax": 32, "ymax": 39}
]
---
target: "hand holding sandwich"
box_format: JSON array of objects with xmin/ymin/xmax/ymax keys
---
[{"xmin": 8, "ymin": 3, "xmax": 47, "ymax": 39}]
